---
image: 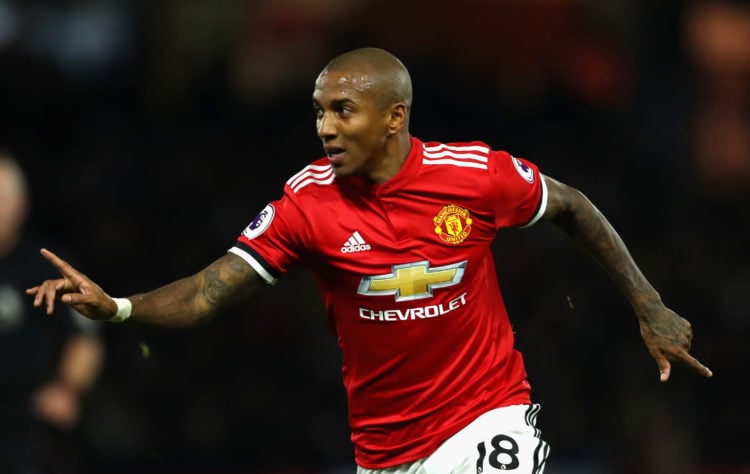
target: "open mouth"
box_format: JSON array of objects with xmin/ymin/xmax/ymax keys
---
[{"xmin": 325, "ymin": 146, "xmax": 346, "ymax": 164}]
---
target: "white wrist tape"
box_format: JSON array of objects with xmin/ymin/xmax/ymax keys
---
[{"xmin": 109, "ymin": 297, "xmax": 132, "ymax": 323}]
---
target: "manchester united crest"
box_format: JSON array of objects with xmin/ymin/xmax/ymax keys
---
[{"xmin": 433, "ymin": 204, "xmax": 472, "ymax": 244}]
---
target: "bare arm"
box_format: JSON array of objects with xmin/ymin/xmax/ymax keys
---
[
  {"xmin": 56, "ymin": 333, "xmax": 104, "ymax": 394},
  {"xmin": 27, "ymin": 248, "xmax": 261, "ymax": 327},
  {"xmin": 127, "ymin": 252, "xmax": 261, "ymax": 326},
  {"xmin": 541, "ymin": 175, "xmax": 712, "ymax": 382}
]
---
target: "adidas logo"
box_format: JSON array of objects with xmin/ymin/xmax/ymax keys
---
[{"xmin": 341, "ymin": 231, "xmax": 372, "ymax": 253}]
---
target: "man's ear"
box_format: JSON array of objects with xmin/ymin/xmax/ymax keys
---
[{"xmin": 387, "ymin": 103, "xmax": 408, "ymax": 136}]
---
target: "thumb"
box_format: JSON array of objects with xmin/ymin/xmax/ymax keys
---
[{"xmin": 658, "ymin": 360, "xmax": 672, "ymax": 383}]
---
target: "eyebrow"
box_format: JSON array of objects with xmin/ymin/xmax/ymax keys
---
[{"xmin": 312, "ymin": 97, "xmax": 357, "ymax": 109}]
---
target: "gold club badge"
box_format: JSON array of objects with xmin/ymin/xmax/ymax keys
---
[{"xmin": 434, "ymin": 204, "xmax": 472, "ymax": 244}]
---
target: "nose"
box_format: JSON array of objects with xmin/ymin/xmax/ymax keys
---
[{"xmin": 317, "ymin": 111, "xmax": 336, "ymax": 140}]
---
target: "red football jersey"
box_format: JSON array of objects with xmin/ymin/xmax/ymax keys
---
[{"xmin": 230, "ymin": 136, "xmax": 547, "ymax": 468}]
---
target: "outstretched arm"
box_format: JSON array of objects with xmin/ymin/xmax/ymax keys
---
[
  {"xmin": 541, "ymin": 175, "xmax": 712, "ymax": 382},
  {"xmin": 27, "ymin": 248, "xmax": 261, "ymax": 327}
]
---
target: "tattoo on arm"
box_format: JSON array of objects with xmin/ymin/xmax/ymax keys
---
[
  {"xmin": 203, "ymin": 267, "xmax": 230, "ymax": 307},
  {"xmin": 200, "ymin": 255, "xmax": 258, "ymax": 311},
  {"xmin": 127, "ymin": 254, "xmax": 259, "ymax": 327},
  {"xmin": 547, "ymin": 179, "xmax": 659, "ymax": 308}
]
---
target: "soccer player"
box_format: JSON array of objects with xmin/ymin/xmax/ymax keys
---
[{"xmin": 27, "ymin": 47, "xmax": 712, "ymax": 473}]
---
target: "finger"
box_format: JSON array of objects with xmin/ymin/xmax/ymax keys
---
[
  {"xmin": 56, "ymin": 276, "xmax": 78, "ymax": 295},
  {"xmin": 680, "ymin": 351, "xmax": 713, "ymax": 378},
  {"xmin": 33, "ymin": 282, "xmax": 55, "ymax": 309},
  {"xmin": 41, "ymin": 280, "xmax": 66, "ymax": 315},
  {"xmin": 28, "ymin": 281, "xmax": 54, "ymax": 309},
  {"xmin": 40, "ymin": 248, "xmax": 80, "ymax": 279},
  {"xmin": 45, "ymin": 285, "xmax": 58, "ymax": 315},
  {"xmin": 654, "ymin": 354, "xmax": 671, "ymax": 382},
  {"xmin": 61, "ymin": 292, "xmax": 90, "ymax": 305},
  {"xmin": 29, "ymin": 285, "xmax": 44, "ymax": 307},
  {"xmin": 659, "ymin": 364, "xmax": 671, "ymax": 383}
]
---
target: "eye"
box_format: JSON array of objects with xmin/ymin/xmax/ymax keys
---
[
  {"xmin": 337, "ymin": 104, "xmax": 353, "ymax": 118},
  {"xmin": 313, "ymin": 105, "xmax": 324, "ymax": 120}
]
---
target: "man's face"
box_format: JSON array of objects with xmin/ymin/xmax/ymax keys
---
[
  {"xmin": 312, "ymin": 69, "xmax": 392, "ymax": 179},
  {"xmin": 0, "ymin": 167, "xmax": 26, "ymax": 247}
]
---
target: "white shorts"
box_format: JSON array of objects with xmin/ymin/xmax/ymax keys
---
[{"xmin": 357, "ymin": 404, "xmax": 550, "ymax": 474}]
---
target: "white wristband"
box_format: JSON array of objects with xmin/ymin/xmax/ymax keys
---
[{"xmin": 109, "ymin": 297, "xmax": 132, "ymax": 323}]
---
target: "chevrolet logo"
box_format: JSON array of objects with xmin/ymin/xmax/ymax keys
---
[{"xmin": 357, "ymin": 260, "xmax": 467, "ymax": 302}]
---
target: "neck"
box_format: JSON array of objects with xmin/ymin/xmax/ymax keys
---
[{"xmin": 369, "ymin": 133, "xmax": 412, "ymax": 184}]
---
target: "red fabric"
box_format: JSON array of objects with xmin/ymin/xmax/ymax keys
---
[{"xmin": 232, "ymin": 136, "xmax": 545, "ymax": 468}]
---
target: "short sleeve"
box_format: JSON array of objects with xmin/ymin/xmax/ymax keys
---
[
  {"xmin": 229, "ymin": 190, "xmax": 309, "ymax": 285},
  {"xmin": 489, "ymin": 151, "xmax": 547, "ymax": 229}
]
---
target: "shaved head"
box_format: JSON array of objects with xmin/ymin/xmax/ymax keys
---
[
  {"xmin": 322, "ymin": 48, "xmax": 413, "ymax": 112},
  {"xmin": 0, "ymin": 151, "xmax": 29, "ymax": 253},
  {"xmin": 312, "ymin": 48, "xmax": 414, "ymax": 183},
  {"xmin": 0, "ymin": 153, "xmax": 27, "ymax": 198}
]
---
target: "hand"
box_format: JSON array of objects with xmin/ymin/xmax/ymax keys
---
[
  {"xmin": 26, "ymin": 248, "xmax": 117, "ymax": 320},
  {"xmin": 31, "ymin": 380, "xmax": 81, "ymax": 430},
  {"xmin": 637, "ymin": 304, "xmax": 713, "ymax": 382}
]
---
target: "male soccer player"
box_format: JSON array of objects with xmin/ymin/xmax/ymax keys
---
[{"xmin": 28, "ymin": 48, "xmax": 712, "ymax": 473}]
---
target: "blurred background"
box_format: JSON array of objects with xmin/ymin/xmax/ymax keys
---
[{"xmin": 1, "ymin": 0, "xmax": 749, "ymax": 473}]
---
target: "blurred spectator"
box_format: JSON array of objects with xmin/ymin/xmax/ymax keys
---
[
  {"xmin": 0, "ymin": 152, "xmax": 104, "ymax": 474},
  {"xmin": 22, "ymin": 0, "xmax": 134, "ymax": 83},
  {"xmin": 684, "ymin": 0, "xmax": 750, "ymax": 201}
]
